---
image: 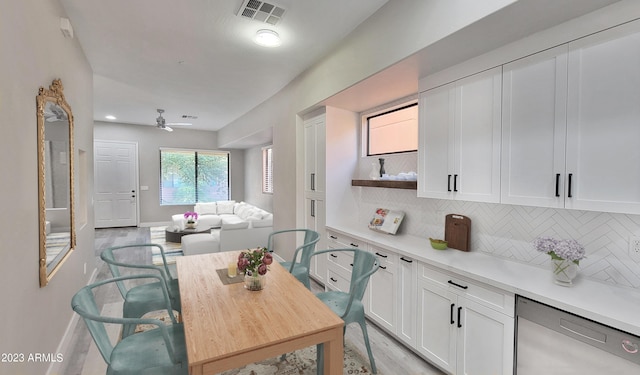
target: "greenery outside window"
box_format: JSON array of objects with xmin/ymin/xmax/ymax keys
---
[
  {"xmin": 262, "ymin": 146, "xmax": 273, "ymax": 194},
  {"xmin": 160, "ymin": 149, "xmax": 229, "ymax": 205},
  {"xmin": 366, "ymin": 102, "xmax": 418, "ymax": 156}
]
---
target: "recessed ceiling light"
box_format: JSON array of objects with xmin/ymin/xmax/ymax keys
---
[
  {"xmin": 254, "ymin": 29, "xmax": 281, "ymax": 47},
  {"xmin": 105, "ymin": 115, "xmax": 116, "ymax": 120}
]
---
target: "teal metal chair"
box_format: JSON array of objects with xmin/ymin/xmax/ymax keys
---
[
  {"xmin": 313, "ymin": 248, "xmax": 380, "ymax": 374},
  {"xmin": 101, "ymin": 244, "xmax": 181, "ymax": 338},
  {"xmin": 267, "ymin": 229, "xmax": 320, "ymax": 289},
  {"xmin": 71, "ymin": 274, "xmax": 188, "ymax": 375}
]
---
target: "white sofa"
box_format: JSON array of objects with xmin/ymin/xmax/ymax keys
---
[{"xmin": 171, "ymin": 201, "xmax": 273, "ymax": 255}]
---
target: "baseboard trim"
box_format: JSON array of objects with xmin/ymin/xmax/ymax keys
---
[{"xmin": 46, "ymin": 267, "xmax": 99, "ymax": 375}]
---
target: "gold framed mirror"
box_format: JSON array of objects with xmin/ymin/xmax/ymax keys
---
[{"xmin": 37, "ymin": 79, "xmax": 75, "ymax": 287}]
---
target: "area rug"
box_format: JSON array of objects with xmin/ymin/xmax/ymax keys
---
[
  {"xmin": 137, "ymin": 310, "xmax": 375, "ymax": 374},
  {"xmin": 219, "ymin": 344, "xmax": 375, "ymax": 375},
  {"xmin": 150, "ymin": 226, "xmax": 183, "ymax": 265}
]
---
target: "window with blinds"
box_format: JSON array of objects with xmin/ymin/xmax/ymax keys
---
[
  {"xmin": 262, "ymin": 146, "xmax": 273, "ymax": 194},
  {"xmin": 160, "ymin": 149, "xmax": 230, "ymax": 205}
]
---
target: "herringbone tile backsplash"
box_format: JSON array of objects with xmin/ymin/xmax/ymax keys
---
[{"xmin": 356, "ymin": 154, "xmax": 640, "ymax": 289}]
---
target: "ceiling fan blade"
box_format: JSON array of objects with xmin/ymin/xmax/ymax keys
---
[{"xmin": 166, "ymin": 122, "xmax": 192, "ymax": 126}]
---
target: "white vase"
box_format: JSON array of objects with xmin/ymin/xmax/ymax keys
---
[{"xmin": 551, "ymin": 258, "xmax": 578, "ymax": 286}]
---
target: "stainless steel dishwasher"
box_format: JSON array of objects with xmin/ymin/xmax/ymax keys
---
[{"xmin": 515, "ymin": 296, "xmax": 640, "ymax": 374}]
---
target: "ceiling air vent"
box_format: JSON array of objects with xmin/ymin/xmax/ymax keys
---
[
  {"xmin": 181, "ymin": 115, "xmax": 198, "ymax": 119},
  {"xmin": 237, "ymin": 0, "xmax": 285, "ymax": 25}
]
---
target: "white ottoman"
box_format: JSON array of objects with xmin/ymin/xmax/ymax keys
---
[{"xmin": 181, "ymin": 233, "xmax": 220, "ymax": 256}]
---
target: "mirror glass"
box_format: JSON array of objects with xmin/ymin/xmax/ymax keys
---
[{"xmin": 38, "ymin": 79, "xmax": 75, "ymax": 287}]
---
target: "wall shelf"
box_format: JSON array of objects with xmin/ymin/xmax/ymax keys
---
[{"xmin": 351, "ymin": 179, "xmax": 417, "ymax": 190}]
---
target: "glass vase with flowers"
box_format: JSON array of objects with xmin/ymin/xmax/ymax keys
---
[
  {"xmin": 184, "ymin": 211, "xmax": 198, "ymax": 229},
  {"xmin": 237, "ymin": 247, "xmax": 273, "ymax": 291},
  {"xmin": 534, "ymin": 237, "xmax": 585, "ymax": 286}
]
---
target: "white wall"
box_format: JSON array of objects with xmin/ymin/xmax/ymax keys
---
[
  {"xmin": 0, "ymin": 1, "xmax": 94, "ymax": 374},
  {"xmin": 243, "ymin": 144, "xmax": 273, "ymax": 213},
  {"xmin": 94, "ymin": 121, "xmax": 245, "ymax": 224},
  {"xmin": 218, "ymin": 0, "xmax": 519, "ymax": 251}
]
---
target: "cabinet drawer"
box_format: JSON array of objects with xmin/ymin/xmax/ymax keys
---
[
  {"xmin": 419, "ymin": 263, "xmax": 514, "ymax": 316},
  {"xmin": 327, "ymin": 250, "xmax": 354, "ymax": 275},
  {"xmin": 326, "ymin": 269, "xmax": 350, "ymax": 292},
  {"xmin": 369, "ymin": 245, "xmax": 397, "ymax": 266},
  {"xmin": 326, "ymin": 231, "xmax": 366, "ymax": 249}
]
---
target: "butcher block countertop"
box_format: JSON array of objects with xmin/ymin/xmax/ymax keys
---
[{"xmin": 327, "ymin": 223, "xmax": 640, "ymax": 337}]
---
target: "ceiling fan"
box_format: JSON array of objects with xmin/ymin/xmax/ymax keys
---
[
  {"xmin": 44, "ymin": 102, "xmax": 68, "ymax": 122},
  {"xmin": 155, "ymin": 109, "xmax": 192, "ymax": 132}
]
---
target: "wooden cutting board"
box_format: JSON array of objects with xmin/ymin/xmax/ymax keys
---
[{"xmin": 444, "ymin": 214, "xmax": 471, "ymax": 251}]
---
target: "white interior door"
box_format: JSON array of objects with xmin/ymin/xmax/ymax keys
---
[{"xmin": 94, "ymin": 140, "xmax": 138, "ymax": 228}]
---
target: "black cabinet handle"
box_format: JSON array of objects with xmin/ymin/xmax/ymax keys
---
[
  {"xmin": 450, "ymin": 304, "xmax": 455, "ymax": 325},
  {"xmin": 448, "ymin": 280, "xmax": 468, "ymax": 290},
  {"xmin": 350, "ymin": 243, "xmax": 359, "ymax": 248},
  {"xmin": 330, "ymin": 235, "xmax": 337, "ymax": 239},
  {"xmin": 555, "ymin": 173, "xmax": 561, "ymax": 197},
  {"xmin": 453, "ymin": 174, "xmax": 458, "ymax": 192},
  {"xmin": 379, "ymin": 265, "xmax": 386, "ymax": 270},
  {"xmin": 400, "ymin": 257, "xmax": 413, "ymax": 263},
  {"xmin": 374, "ymin": 252, "xmax": 387, "ymax": 258},
  {"xmin": 447, "ymin": 174, "xmax": 452, "ymax": 192},
  {"xmin": 310, "ymin": 199, "xmax": 315, "ymax": 218},
  {"xmin": 457, "ymin": 306, "xmax": 463, "ymax": 328},
  {"xmin": 311, "ymin": 173, "xmax": 315, "ymax": 191},
  {"xmin": 330, "ymin": 254, "xmax": 338, "ymax": 258},
  {"xmin": 567, "ymin": 173, "xmax": 573, "ymax": 198},
  {"xmin": 330, "ymin": 277, "xmax": 338, "ymax": 283}
]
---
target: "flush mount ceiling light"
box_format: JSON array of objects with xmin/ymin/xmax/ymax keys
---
[
  {"xmin": 254, "ymin": 29, "xmax": 281, "ymax": 47},
  {"xmin": 105, "ymin": 115, "xmax": 116, "ymax": 120}
]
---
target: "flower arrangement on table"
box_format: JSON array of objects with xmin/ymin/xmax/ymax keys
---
[
  {"xmin": 237, "ymin": 247, "xmax": 273, "ymax": 290},
  {"xmin": 184, "ymin": 211, "xmax": 198, "ymax": 228},
  {"xmin": 534, "ymin": 236, "xmax": 585, "ymax": 285}
]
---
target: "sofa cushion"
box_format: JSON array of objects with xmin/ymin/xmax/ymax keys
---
[
  {"xmin": 217, "ymin": 200, "xmax": 236, "ymax": 215},
  {"xmin": 221, "ymin": 215, "xmax": 249, "ymax": 230},
  {"xmin": 195, "ymin": 202, "xmax": 217, "ymax": 215},
  {"xmin": 251, "ymin": 217, "xmax": 273, "ymax": 228}
]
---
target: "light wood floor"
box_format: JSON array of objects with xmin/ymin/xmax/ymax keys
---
[{"xmin": 62, "ymin": 227, "xmax": 444, "ymax": 375}]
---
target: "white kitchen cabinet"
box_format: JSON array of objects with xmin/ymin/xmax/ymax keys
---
[
  {"xmin": 324, "ymin": 230, "xmax": 362, "ymax": 291},
  {"xmin": 304, "ymin": 112, "xmax": 327, "ymax": 283},
  {"xmin": 303, "ymin": 114, "xmax": 325, "ymax": 195},
  {"xmin": 418, "ymin": 67, "xmax": 502, "ymax": 203},
  {"xmin": 397, "ymin": 255, "xmax": 417, "ymax": 347},
  {"xmin": 501, "ymin": 45, "xmax": 569, "ymax": 208},
  {"xmin": 417, "ymin": 263, "xmax": 514, "ymax": 375},
  {"xmin": 306, "ymin": 197, "xmax": 326, "ymax": 283},
  {"xmin": 564, "ymin": 21, "xmax": 640, "ymax": 215},
  {"xmin": 365, "ymin": 246, "xmax": 397, "ymax": 333}
]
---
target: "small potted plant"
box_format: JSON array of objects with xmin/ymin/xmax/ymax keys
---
[
  {"xmin": 184, "ymin": 211, "xmax": 198, "ymax": 229},
  {"xmin": 534, "ymin": 237, "xmax": 585, "ymax": 286},
  {"xmin": 237, "ymin": 247, "xmax": 273, "ymax": 291}
]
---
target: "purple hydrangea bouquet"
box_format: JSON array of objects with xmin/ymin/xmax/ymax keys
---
[{"xmin": 534, "ymin": 237, "xmax": 585, "ymax": 265}]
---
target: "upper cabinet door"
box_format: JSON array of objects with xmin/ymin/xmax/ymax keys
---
[
  {"xmin": 419, "ymin": 67, "xmax": 502, "ymax": 203},
  {"xmin": 566, "ymin": 21, "xmax": 640, "ymax": 214},
  {"xmin": 501, "ymin": 46, "xmax": 568, "ymax": 208},
  {"xmin": 418, "ymin": 82, "xmax": 455, "ymax": 199},
  {"xmin": 454, "ymin": 67, "xmax": 502, "ymax": 203},
  {"xmin": 303, "ymin": 114, "xmax": 325, "ymax": 194}
]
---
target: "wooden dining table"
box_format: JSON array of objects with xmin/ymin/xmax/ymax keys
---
[{"xmin": 176, "ymin": 251, "xmax": 344, "ymax": 375}]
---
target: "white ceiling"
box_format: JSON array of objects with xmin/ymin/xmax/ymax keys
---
[{"xmin": 60, "ymin": 0, "xmax": 388, "ymax": 131}]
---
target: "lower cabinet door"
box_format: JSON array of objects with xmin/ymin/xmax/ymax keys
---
[
  {"xmin": 367, "ymin": 260, "xmax": 397, "ymax": 333},
  {"xmin": 457, "ymin": 298, "xmax": 515, "ymax": 375},
  {"xmin": 417, "ymin": 279, "xmax": 456, "ymax": 374}
]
